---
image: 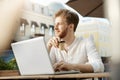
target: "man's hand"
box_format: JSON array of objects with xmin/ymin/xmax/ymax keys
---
[
  {"xmin": 53, "ymin": 61, "xmax": 73, "ymax": 71},
  {"xmin": 47, "ymin": 37, "xmax": 60, "ymax": 53},
  {"xmin": 53, "ymin": 61, "xmax": 94, "ymax": 73}
]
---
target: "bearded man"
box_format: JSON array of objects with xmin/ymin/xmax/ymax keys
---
[{"xmin": 47, "ymin": 9, "xmax": 104, "ymax": 73}]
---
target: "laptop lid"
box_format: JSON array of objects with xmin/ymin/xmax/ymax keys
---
[{"xmin": 11, "ymin": 37, "xmax": 55, "ymax": 75}]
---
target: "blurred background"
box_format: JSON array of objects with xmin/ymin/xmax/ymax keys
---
[{"xmin": 0, "ymin": 1, "xmax": 120, "ymax": 79}]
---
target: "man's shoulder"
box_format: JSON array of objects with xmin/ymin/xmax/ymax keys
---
[{"xmin": 77, "ymin": 35, "xmax": 94, "ymax": 44}]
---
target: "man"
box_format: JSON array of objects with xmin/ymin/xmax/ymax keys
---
[{"xmin": 47, "ymin": 9, "xmax": 104, "ymax": 73}]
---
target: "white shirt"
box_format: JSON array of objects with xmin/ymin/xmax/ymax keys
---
[{"xmin": 50, "ymin": 36, "xmax": 104, "ymax": 72}]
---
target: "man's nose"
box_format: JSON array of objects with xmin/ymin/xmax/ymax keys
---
[{"xmin": 54, "ymin": 24, "xmax": 58, "ymax": 30}]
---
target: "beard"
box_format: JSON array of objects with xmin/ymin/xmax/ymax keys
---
[{"xmin": 55, "ymin": 27, "xmax": 68, "ymax": 38}]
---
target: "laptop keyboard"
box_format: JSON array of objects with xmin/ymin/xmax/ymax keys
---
[{"xmin": 55, "ymin": 70, "xmax": 80, "ymax": 74}]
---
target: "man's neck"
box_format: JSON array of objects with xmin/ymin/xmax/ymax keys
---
[{"xmin": 62, "ymin": 34, "xmax": 75, "ymax": 48}]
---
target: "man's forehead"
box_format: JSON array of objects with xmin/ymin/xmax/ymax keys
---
[{"xmin": 55, "ymin": 17, "xmax": 66, "ymax": 22}]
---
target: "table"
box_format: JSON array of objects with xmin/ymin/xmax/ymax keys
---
[{"xmin": 0, "ymin": 70, "xmax": 110, "ymax": 79}]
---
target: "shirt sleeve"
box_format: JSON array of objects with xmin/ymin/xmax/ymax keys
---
[
  {"xmin": 85, "ymin": 36, "xmax": 104, "ymax": 72},
  {"xmin": 49, "ymin": 47, "xmax": 56, "ymax": 65}
]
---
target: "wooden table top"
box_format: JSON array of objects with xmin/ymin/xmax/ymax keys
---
[{"xmin": 0, "ymin": 70, "xmax": 110, "ymax": 79}]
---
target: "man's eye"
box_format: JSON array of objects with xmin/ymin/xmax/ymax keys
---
[{"xmin": 59, "ymin": 22, "xmax": 64, "ymax": 25}]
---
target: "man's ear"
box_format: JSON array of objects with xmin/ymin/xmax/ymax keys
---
[{"xmin": 69, "ymin": 24, "xmax": 74, "ymax": 31}]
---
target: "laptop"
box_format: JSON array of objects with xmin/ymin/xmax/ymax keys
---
[{"xmin": 11, "ymin": 37, "xmax": 80, "ymax": 75}]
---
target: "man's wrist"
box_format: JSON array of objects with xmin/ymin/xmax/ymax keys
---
[{"xmin": 71, "ymin": 64, "xmax": 79, "ymax": 71}]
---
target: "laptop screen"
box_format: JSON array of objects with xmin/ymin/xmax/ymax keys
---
[{"xmin": 11, "ymin": 37, "xmax": 54, "ymax": 75}]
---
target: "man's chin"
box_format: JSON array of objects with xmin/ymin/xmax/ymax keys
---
[{"xmin": 55, "ymin": 34, "xmax": 64, "ymax": 38}]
